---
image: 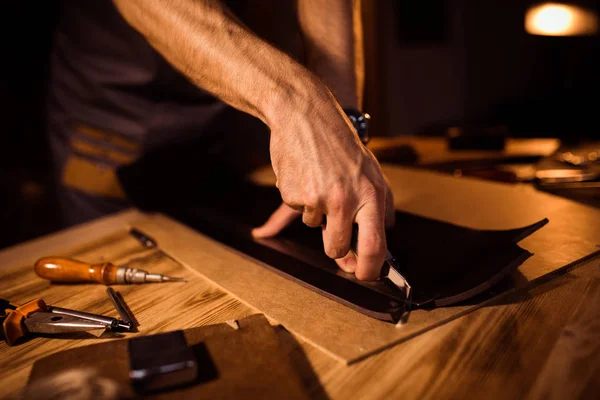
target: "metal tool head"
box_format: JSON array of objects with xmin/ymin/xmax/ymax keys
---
[
  {"xmin": 382, "ymin": 250, "xmax": 412, "ymax": 300},
  {"xmin": 24, "ymin": 312, "xmax": 109, "ymax": 334},
  {"xmin": 129, "ymin": 228, "xmax": 158, "ymax": 249},
  {"xmin": 48, "ymin": 306, "xmax": 133, "ymax": 332},
  {"xmin": 348, "ymin": 224, "xmax": 411, "ymax": 300},
  {"xmin": 106, "ymin": 288, "xmax": 137, "ymax": 328}
]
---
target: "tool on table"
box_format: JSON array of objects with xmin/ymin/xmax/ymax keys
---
[
  {"xmin": 380, "ymin": 250, "xmax": 412, "ymax": 302},
  {"xmin": 319, "ymin": 219, "xmax": 413, "ymax": 306},
  {"xmin": 34, "ymin": 256, "xmax": 186, "ymax": 284},
  {"xmin": 1, "ymin": 298, "xmax": 132, "ymax": 346},
  {"xmin": 49, "ymin": 306, "xmax": 132, "ymax": 331},
  {"xmin": 129, "ymin": 227, "xmax": 184, "ymax": 267},
  {"xmin": 106, "ymin": 288, "xmax": 136, "ymax": 328},
  {"xmin": 33, "ymin": 227, "xmax": 187, "ymax": 285}
]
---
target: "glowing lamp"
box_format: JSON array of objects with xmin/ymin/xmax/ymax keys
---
[{"xmin": 525, "ymin": 3, "xmax": 599, "ymax": 36}]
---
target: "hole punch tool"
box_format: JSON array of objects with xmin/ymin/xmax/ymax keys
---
[
  {"xmin": 33, "ymin": 257, "xmax": 186, "ymax": 285},
  {"xmin": 33, "ymin": 228, "xmax": 186, "ymax": 285}
]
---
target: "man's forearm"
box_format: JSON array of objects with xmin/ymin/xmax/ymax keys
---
[
  {"xmin": 113, "ymin": 0, "xmax": 390, "ymax": 280},
  {"xmin": 112, "ymin": 0, "xmax": 327, "ymax": 127},
  {"xmin": 298, "ymin": 0, "xmax": 364, "ymax": 109}
]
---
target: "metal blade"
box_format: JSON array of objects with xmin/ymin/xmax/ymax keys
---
[
  {"xmin": 382, "ymin": 250, "xmax": 412, "ymax": 299},
  {"xmin": 49, "ymin": 306, "xmax": 132, "ymax": 331},
  {"xmin": 161, "ymin": 276, "xmax": 187, "ymax": 282},
  {"xmin": 24, "ymin": 312, "xmax": 109, "ymax": 334},
  {"xmin": 106, "ymin": 288, "xmax": 137, "ymax": 327}
]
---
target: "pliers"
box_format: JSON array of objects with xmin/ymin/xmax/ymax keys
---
[{"xmin": 1, "ymin": 298, "xmax": 132, "ymax": 346}]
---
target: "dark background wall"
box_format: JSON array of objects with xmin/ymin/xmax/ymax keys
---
[
  {"xmin": 377, "ymin": 0, "xmax": 600, "ymax": 137},
  {"xmin": 1, "ymin": 0, "xmax": 599, "ymax": 249},
  {"xmin": 0, "ymin": 3, "xmax": 59, "ymax": 248},
  {"xmin": 377, "ymin": 0, "xmax": 467, "ymax": 135}
]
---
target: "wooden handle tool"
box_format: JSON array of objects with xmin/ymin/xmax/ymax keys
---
[{"xmin": 34, "ymin": 257, "xmax": 186, "ymax": 284}]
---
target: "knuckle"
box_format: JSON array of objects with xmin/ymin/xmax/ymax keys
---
[
  {"xmin": 280, "ymin": 191, "xmax": 295, "ymax": 206},
  {"xmin": 373, "ymin": 184, "xmax": 386, "ymax": 204},
  {"xmin": 302, "ymin": 190, "xmax": 320, "ymax": 208},
  {"xmin": 359, "ymin": 234, "xmax": 385, "ymax": 257},
  {"xmin": 372, "ymin": 177, "xmax": 386, "ymax": 194},
  {"xmin": 362, "ymin": 178, "xmax": 384, "ymax": 200},
  {"xmin": 324, "ymin": 240, "xmax": 348, "ymax": 259},
  {"xmin": 327, "ymin": 187, "xmax": 347, "ymax": 213}
]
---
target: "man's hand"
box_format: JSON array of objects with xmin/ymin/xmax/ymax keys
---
[
  {"xmin": 252, "ymin": 0, "xmax": 394, "ymax": 280},
  {"xmin": 112, "ymin": 0, "xmax": 393, "ymax": 279},
  {"xmin": 252, "ymin": 87, "xmax": 395, "ymax": 280}
]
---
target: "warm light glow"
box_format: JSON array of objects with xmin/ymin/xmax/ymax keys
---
[
  {"xmin": 533, "ymin": 5, "xmax": 572, "ymax": 34},
  {"xmin": 525, "ymin": 3, "xmax": 599, "ymax": 36}
]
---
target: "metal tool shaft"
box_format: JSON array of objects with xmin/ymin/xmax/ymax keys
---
[
  {"xmin": 128, "ymin": 228, "xmax": 187, "ymax": 273},
  {"xmin": 106, "ymin": 288, "xmax": 135, "ymax": 326},
  {"xmin": 25, "ymin": 312, "xmax": 109, "ymax": 334},
  {"xmin": 49, "ymin": 306, "xmax": 132, "ymax": 331},
  {"xmin": 115, "ymin": 267, "xmax": 186, "ymax": 284}
]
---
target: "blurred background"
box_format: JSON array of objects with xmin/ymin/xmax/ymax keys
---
[{"xmin": 1, "ymin": 0, "xmax": 599, "ymax": 249}]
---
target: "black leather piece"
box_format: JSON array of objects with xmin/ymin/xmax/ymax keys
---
[{"xmin": 159, "ymin": 183, "xmax": 547, "ymax": 310}]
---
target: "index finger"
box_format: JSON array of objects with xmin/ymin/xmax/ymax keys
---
[{"xmin": 353, "ymin": 202, "xmax": 387, "ymax": 281}]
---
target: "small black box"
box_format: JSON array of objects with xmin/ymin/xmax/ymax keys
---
[{"xmin": 128, "ymin": 330, "xmax": 198, "ymax": 393}]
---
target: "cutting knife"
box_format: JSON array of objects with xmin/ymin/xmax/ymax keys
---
[
  {"xmin": 349, "ymin": 223, "xmax": 412, "ymax": 302},
  {"xmin": 381, "ymin": 250, "xmax": 412, "ymax": 301}
]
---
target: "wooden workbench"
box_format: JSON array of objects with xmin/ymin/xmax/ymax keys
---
[{"xmin": 1, "ymin": 166, "xmax": 599, "ymax": 399}]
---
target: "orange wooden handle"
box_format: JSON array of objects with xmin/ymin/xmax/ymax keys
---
[
  {"xmin": 3, "ymin": 299, "xmax": 46, "ymax": 346},
  {"xmin": 34, "ymin": 257, "xmax": 118, "ymax": 284}
]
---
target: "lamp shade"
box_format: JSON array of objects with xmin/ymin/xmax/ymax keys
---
[{"xmin": 525, "ymin": 2, "xmax": 599, "ymax": 36}]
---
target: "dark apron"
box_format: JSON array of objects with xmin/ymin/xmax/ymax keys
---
[{"xmin": 46, "ymin": 0, "xmax": 300, "ymax": 227}]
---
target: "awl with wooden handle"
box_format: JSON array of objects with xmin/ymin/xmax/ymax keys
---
[{"xmin": 34, "ymin": 257, "xmax": 186, "ymax": 284}]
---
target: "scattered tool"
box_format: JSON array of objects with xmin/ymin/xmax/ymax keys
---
[
  {"xmin": 49, "ymin": 306, "xmax": 132, "ymax": 331},
  {"xmin": 34, "ymin": 256, "xmax": 186, "ymax": 284},
  {"xmin": 129, "ymin": 227, "xmax": 183, "ymax": 267},
  {"xmin": 1, "ymin": 298, "xmax": 132, "ymax": 346},
  {"xmin": 106, "ymin": 288, "xmax": 136, "ymax": 328},
  {"xmin": 33, "ymin": 227, "xmax": 187, "ymax": 285},
  {"xmin": 129, "ymin": 228, "xmax": 159, "ymax": 249}
]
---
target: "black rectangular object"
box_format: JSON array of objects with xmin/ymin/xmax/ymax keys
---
[{"xmin": 128, "ymin": 330, "xmax": 198, "ymax": 393}]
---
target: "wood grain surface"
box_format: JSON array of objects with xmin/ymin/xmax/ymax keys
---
[
  {"xmin": 526, "ymin": 276, "xmax": 600, "ymax": 400},
  {"xmin": 285, "ymin": 254, "xmax": 600, "ymax": 400},
  {"xmin": 0, "ymin": 225, "xmax": 256, "ymax": 399},
  {"xmin": 0, "ymin": 219, "xmax": 597, "ymax": 399}
]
